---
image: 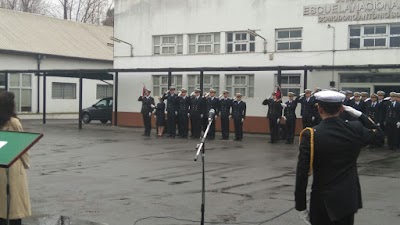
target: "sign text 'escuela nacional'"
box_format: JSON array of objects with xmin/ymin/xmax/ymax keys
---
[{"xmin": 304, "ymin": 0, "xmax": 400, "ymax": 23}]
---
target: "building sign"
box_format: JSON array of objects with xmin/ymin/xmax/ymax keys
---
[{"xmin": 304, "ymin": 0, "xmax": 400, "ymax": 23}]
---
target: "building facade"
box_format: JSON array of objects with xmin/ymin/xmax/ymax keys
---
[
  {"xmin": 0, "ymin": 9, "xmax": 113, "ymax": 114},
  {"xmin": 114, "ymin": 0, "xmax": 400, "ymax": 133}
]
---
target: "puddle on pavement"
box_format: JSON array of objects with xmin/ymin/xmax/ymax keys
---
[{"xmin": 23, "ymin": 215, "xmax": 107, "ymax": 225}]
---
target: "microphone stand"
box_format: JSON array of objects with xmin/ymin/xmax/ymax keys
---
[{"xmin": 194, "ymin": 117, "xmax": 213, "ymax": 225}]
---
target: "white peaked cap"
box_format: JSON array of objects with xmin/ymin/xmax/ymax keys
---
[{"xmin": 314, "ymin": 90, "xmax": 345, "ymax": 103}]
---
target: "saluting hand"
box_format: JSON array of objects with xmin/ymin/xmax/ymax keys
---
[{"xmin": 241, "ymin": 118, "xmax": 244, "ymax": 123}]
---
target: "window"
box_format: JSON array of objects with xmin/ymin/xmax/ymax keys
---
[
  {"xmin": 9, "ymin": 73, "xmax": 32, "ymax": 112},
  {"xmin": 225, "ymin": 74, "xmax": 255, "ymax": 97},
  {"xmin": 152, "ymin": 75, "xmax": 183, "ymax": 96},
  {"xmin": 276, "ymin": 74, "xmax": 302, "ymax": 96},
  {"xmin": 340, "ymin": 73, "xmax": 400, "ymax": 83},
  {"xmin": 276, "ymin": 28, "xmax": 302, "ymax": 51},
  {"xmin": 153, "ymin": 35, "xmax": 183, "ymax": 55},
  {"xmin": 187, "ymin": 75, "xmax": 220, "ymax": 94},
  {"xmin": 188, "ymin": 33, "xmax": 221, "ymax": 54},
  {"xmin": 341, "ymin": 87, "xmax": 371, "ymax": 94},
  {"xmin": 52, "ymin": 82, "xmax": 76, "ymax": 99},
  {"xmin": 0, "ymin": 73, "xmax": 5, "ymax": 91},
  {"xmin": 226, "ymin": 32, "xmax": 256, "ymax": 53},
  {"xmin": 97, "ymin": 84, "xmax": 113, "ymax": 99},
  {"xmin": 349, "ymin": 24, "xmax": 400, "ymax": 49}
]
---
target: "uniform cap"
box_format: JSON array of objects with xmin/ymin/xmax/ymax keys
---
[
  {"xmin": 390, "ymin": 92, "xmax": 396, "ymax": 97},
  {"xmin": 146, "ymin": 89, "xmax": 151, "ymax": 93},
  {"xmin": 194, "ymin": 89, "xmax": 201, "ymax": 93},
  {"xmin": 236, "ymin": 93, "xmax": 242, "ymax": 97},
  {"xmin": 209, "ymin": 89, "xmax": 216, "ymax": 93},
  {"xmin": 370, "ymin": 93, "xmax": 378, "ymax": 98},
  {"xmin": 305, "ymin": 89, "xmax": 312, "ymax": 94},
  {"xmin": 345, "ymin": 90, "xmax": 353, "ymax": 95},
  {"xmin": 377, "ymin": 91, "xmax": 385, "ymax": 96},
  {"xmin": 169, "ymin": 86, "xmax": 176, "ymax": 90},
  {"xmin": 396, "ymin": 93, "xmax": 400, "ymax": 98},
  {"xmin": 223, "ymin": 90, "xmax": 229, "ymax": 94},
  {"xmin": 339, "ymin": 90, "xmax": 346, "ymax": 95},
  {"xmin": 288, "ymin": 92, "xmax": 295, "ymax": 97},
  {"xmin": 353, "ymin": 92, "xmax": 361, "ymax": 97},
  {"xmin": 271, "ymin": 91, "xmax": 277, "ymax": 96},
  {"xmin": 314, "ymin": 90, "xmax": 345, "ymax": 103},
  {"xmin": 361, "ymin": 92, "xmax": 369, "ymax": 97},
  {"xmin": 181, "ymin": 88, "xmax": 187, "ymax": 93}
]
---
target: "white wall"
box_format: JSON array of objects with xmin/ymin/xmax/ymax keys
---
[
  {"xmin": 0, "ymin": 53, "xmax": 113, "ymax": 113},
  {"xmin": 114, "ymin": 0, "xmax": 400, "ymax": 117}
]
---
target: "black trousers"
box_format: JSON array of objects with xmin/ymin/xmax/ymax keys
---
[
  {"xmin": 302, "ymin": 117, "xmax": 313, "ymax": 129},
  {"xmin": 178, "ymin": 113, "xmax": 189, "ymax": 137},
  {"xmin": 269, "ymin": 118, "xmax": 279, "ymax": 142},
  {"xmin": 310, "ymin": 197, "xmax": 355, "ymax": 225},
  {"xmin": 191, "ymin": 115, "xmax": 202, "ymax": 138},
  {"xmin": 167, "ymin": 112, "xmax": 177, "ymax": 136},
  {"xmin": 206, "ymin": 117, "xmax": 216, "ymax": 139},
  {"xmin": 142, "ymin": 114, "xmax": 151, "ymax": 135},
  {"xmin": 0, "ymin": 219, "xmax": 22, "ymax": 225},
  {"xmin": 221, "ymin": 116, "xmax": 230, "ymax": 139},
  {"xmin": 386, "ymin": 122, "xmax": 398, "ymax": 149},
  {"xmin": 234, "ymin": 118, "xmax": 243, "ymax": 140},
  {"xmin": 286, "ymin": 118, "xmax": 296, "ymax": 143}
]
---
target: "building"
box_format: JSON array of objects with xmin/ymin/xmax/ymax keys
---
[
  {"xmin": 114, "ymin": 0, "xmax": 400, "ymax": 133},
  {"xmin": 0, "ymin": 8, "xmax": 113, "ymax": 114}
]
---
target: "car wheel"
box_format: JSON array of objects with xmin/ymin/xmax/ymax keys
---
[
  {"xmin": 100, "ymin": 120, "xmax": 108, "ymax": 124},
  {"xmin": 82, "ymin": 113, "xmax": 92, "ymax": 124}
]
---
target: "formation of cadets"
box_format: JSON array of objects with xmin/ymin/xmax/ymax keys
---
[
  {"xmin": 140, "ymin": 86, "xmax": 400, "ymax": 150},
  {"xmin": 138, "ymin": 87, "xmax": 247, "ymax": 141},
  {"xmin": 262, "ymin": 88, "xmax": 400, "ymax": 150}
]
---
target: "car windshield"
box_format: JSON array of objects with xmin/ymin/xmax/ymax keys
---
[{"xmin": 96, "ymin": 99, "xmax": 108, "ymax": 107}]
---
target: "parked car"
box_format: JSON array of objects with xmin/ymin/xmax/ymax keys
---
[{"xmin": 82, "ymin": 97, "xmax": 113, "ymax": 124}]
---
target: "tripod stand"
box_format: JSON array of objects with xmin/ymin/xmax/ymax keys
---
[{"xmin": 194, "ymin": 117, "xmax": 213, "ymax": 225}]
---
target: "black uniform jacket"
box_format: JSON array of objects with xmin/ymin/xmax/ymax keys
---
[
  {"xmin": 162, "ymin": 92, "xmax": 179, "ymax": 113},
  {"xmin": 190, "ymin": 96, "xmax": 206, "ymax": 117},
  {"xmin": 365, "ymin": 101, "xmax": 379, "ymax": 123},
  {"xmin": 138, "ymin": 96, "xmax": 155, "ymax": 114},
  {"xmin": 220, "ymin": 98, "xmax": 233, "ymax": 118},
  {"xmin": 262, "ymin": 98, "xmax": 283, "ymax": 119},
  {"xmin": 295, "ymin": 115, "xmax": 384, "ymax": 221},
  {"xmin": 178, "ymin": 96, "xmax": 191, "ymax": 114},
  {"xmin": 295, "ymin": 96, "xmax": 316, "ymax": 119},
  {"xmin": 284, "ymin": 100, "xmax": 297, "ymax": 120},
  {"xmin": 232, "ymin": 101, "xmax": 246, "ymax": 120},
  {"xmin": 384, "ymin": 101, "xmax": 400, "ymax": 124},
  {"xmin": 350, "ymin": 100, "xmax": 366, "ymax": 113},
  {"xmin": 206, "ymin": 97, "xmax": 220, "ymax": 116}
]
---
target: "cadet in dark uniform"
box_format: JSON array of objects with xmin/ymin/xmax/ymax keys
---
[
  {"xmin": 365, "ymin": 93, "xmax": 379, "ymax": 123},
  {"xmin": 295, "ymin": 90, "xmax": 384, "ymax": 225},
  {"xmin": 295, "ymin": 89, "xmax": 315, "ymax": 129},
  {"xmin": 220, "ymin": 90, "xmax": 233, "ymax": 140},
  {"xmin": 350, "ymin": 92, "xmax": 366, "ymax": 113},
  {"xmin": 343, "ymin": 90, "xmax": 353, "ymax": 106},
  {"xmin": 376, "ymin": 91, "xmax": 387, "ymax": 147},
  {"xmin": 177, "ymin": 89, "xmax": 191, "ymax": 138},
  {"xmin": 205, "ymin": 89, "xmax": 220, "ymax": 140},
  {"xmin": 361, "ymin": 92, "xmax": 369, "ymax": 103},
  {"xmin": 384, "ymin": 92, "xmax": 400, "ymax": 150},
  {"xmin": 312, "ymin": 88, "xmax": 322, "ymax": 126},
  {"xmin": 262, "ymin": 92, "xmax": 283, "ymax": 143},
  {"xmin": 283, "ymin": 92, "xmax": 297, "ymax": 144},
  {"xmin": 162, "ymin": 87, "xmax": 179, "ymax": 138},
  {"xmin": 190, "ymin": 89, "xmax": 205, "ymax": 139},
  {"xmin": 138, "ymin": 89, "xmax": 155, "ymax": 136},
  {"xmin": 155, "ymin": 97, "xmax": 166, "ymax": 137},
  {"xmin": 232, "ymin": 93, "xmax": 246, "ymax": 141}
]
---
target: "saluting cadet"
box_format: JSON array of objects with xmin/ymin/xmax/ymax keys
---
[
  {"xmin": 361, "ymin": 92, "xmax": 369, "ymax": 103},
  {"xmin": 376, "ymin": 91, "xmax": 387, "ymax": 147},
  {"xmin": 343, "ymin": 90, "xmax": 353, "ymax": 106},
  {"xmin": 295, "ymin": 90, "xmax": 383, "ymax": 225},
  {"xmin": 295, "ymin": 89, "xmax": 316, "ymax": 129},
  {"xmin": 220, "ymin": 90, "xmax": 233, "ymax": 140},
  {"xmin": 384, "ymin": 92, "xmax": 400, "ymax": 150},
  {"xmin": 138, "ymin": 89, "xmax": 155, "ymax": 136},
  {"xmin": 350, "ymin": 92, "xmax": 366, "ymax": 113},
  {"xmin": 365, "ymin": 93, "xmax": 379, "ymax": 123},
  {"xmin": 396, "ymin": 93, "xmax": 400, "ymax": 149},
  {"xmin": 177, "ymin": 89, "xmax": 191, "ymax": 138},
  {"xmin": 262, "ymin": 91, "xmax": 283, "ymax": 143},
  {"xmin": 232, "ymin": 93, "xmax": 246, "ymax": 141},
  {"xmin": 204, "ymin": 89, "xmax": 220, "ymax": 140},
  {"xmin": 190, "ymin": 89, "xmax": 205, "ymax": 139},
  {"xmin": 162, "ymin": 87, "xmax": 179, "ymax": 138},
  {"xmin": 283, "ymin": 92, "xmax": 297, "ymax": 144}
]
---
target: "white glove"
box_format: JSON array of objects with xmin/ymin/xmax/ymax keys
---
[
  {"xmin": 215, "ymin": 115, "xmax": 218, "ymax": 119},
  {"xmin": 187, "ymin": 113, "xmax": 190, "ymax": 117},
  {"xmin": 175, "ymin": 111, "xmax": 178, "ymax": 116},
  {"xmin": 397, "ymin": 122, "xmax": 400, "ymax": 128},
  {"xmin": 283, "ymin": 116, "xmax": 287, "ymax": 121},
  {"xmin": 312, "ymin": 116, "xmax": 315, "ymax": 121},
  {"xmin": 281, "ymin": 103, "xmax": 287, "ymax": 108},
  {"xmin": 277, "ymin": 118, "xmax": 280, "ymax": 124},
  {"xmin": 148, "ymin": 112, "xmax": 151, "ymax": 117},
  {"xmin": 229, "ymin": 115, "xmax": 232, "ymax": 119},
  {"xmin": 343, "ymin": 105, "xmax": 362, "ymax": 118},
  {"xmin": 241, "ymin": 118, "xmax": 244, "ymax": 123},
  {"xmin": 376, "ymin": 123, "xmax": 380, "ymax": 126},
  {"xmin": 151, "ymin": 104, "xmax": 156, "ymax": 108},
  {"xmin": 201, "ymin": 114, "xmax": 204, "ymax": 118},
  {"xmin": 154, "ymin": 115, "xmax": 156, "ymax": 119},
  {"xmin": 299, "ymin": 210, "xmax": 311, "ymax": 225}
]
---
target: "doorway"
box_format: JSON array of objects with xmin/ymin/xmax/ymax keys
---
[{"xmin": 374, "ymin": 85, "xmax": 400, "ymax": 97}]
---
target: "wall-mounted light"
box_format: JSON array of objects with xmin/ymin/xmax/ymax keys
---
[{"xmin": 110, "ymin": 36, "xmax": 134, "ymax": 57}]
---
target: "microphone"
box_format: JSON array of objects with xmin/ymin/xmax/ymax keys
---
[{"xmin": 208, "ymin": 109, "xmax": 215, "ymax": 122}]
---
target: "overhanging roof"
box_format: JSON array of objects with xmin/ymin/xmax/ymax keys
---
[{"xmin": 41, "ymin": 72, "xmax": 113, "ymax": 81}]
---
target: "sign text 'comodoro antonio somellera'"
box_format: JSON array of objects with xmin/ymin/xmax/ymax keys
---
[{"xmin": 304, "ymin": 0, "xmax": 400, "ymax": 23}]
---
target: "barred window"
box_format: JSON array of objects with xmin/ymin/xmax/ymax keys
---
[
  {"xmin": 276, "ymin": 28, "xmax": 302, "ymax": 51},
  {"xmin": 152, "ymin": 75, "xmax": 183, "ymax": 96},
  {"xmin": 188, "ymin": 33, "xmax": 221, "ymax": 54},
  {"xmin": 187, "ymin": 75, "xmax": 220, "ymax": 94},
  {"xmin": 52, "ymin": 82, "xmax": 76, "ymax": 99},
  {"xmin": 153, "ymin": 35, "xmax": 184, "ymax": 55},
  {"xmin": 349, "ymin": 24, "xmax": 400, "ymax": 49},
  {"xmin": 97, "ymin": 84, "xmax": 113, "ymax": 99},
  {"xmin": 226, "ymin": 74, "xmax": 254, "ymax": 97},
  {"xmin": 226, "ymin": 32, "xmax": 256, "ymax": 53}
]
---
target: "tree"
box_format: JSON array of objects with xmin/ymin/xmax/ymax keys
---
[
  {"xmin": 0, "ymin": 0, "xmax": 47, "ymax": 14},
  {"xmin": 102, "ymin": 7, "xmax": 113, "ymax": 27}
]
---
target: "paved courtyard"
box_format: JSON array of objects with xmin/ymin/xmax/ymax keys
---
[{"xmin": 19, "ymin": 120, "xmax": 400, "ymax": 225}]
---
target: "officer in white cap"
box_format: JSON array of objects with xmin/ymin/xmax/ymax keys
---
[{"xmin": 295, "ymin": 90, "xmax": 383, "ymax": 225}]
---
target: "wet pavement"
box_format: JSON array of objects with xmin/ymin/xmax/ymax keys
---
[{"xmin": 19, "ymin": 120, "xmax": 400, "ymax": 225}]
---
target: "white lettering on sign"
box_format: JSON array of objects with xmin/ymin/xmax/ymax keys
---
[
  {"xmin": 304, "ymin": 0, "xmax": 400, "ymax": 23},
  {"xmin": 0, "ymin": 141, "xmax": 7, "ymax": 149}
]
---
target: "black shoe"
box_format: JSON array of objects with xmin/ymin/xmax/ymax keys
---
[
  {"xmin": 142, "ymin": 134, "xmax": 147, "ymax": 136},
  {"xmin": 181, "ymin": 136, "xmax": 188, "ymax": 138}
]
